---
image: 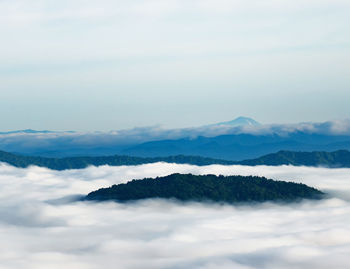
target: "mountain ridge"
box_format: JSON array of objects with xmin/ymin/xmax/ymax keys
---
[
  {"xmin": 121, "ymin": 132, "xmax": 350, "ymax": 160},
  {"xmin": 1, "ymin": 149, "xmax": 350, "ymax": 170}
]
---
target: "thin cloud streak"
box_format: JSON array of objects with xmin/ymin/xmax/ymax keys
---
[{"xmin": 0, "ymin": 163, "xmax": 350, "ymax": 268}]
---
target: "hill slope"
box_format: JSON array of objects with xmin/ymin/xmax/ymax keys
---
[
  {"xmin": 241, "ymin": 150, "xmax": 350, "ymax": 167},
  {"xmin": 84, "ymin": 173, "xmax": 324, "ymax": 203}
]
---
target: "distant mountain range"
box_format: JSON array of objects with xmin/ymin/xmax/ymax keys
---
[
  {"xmin": 1, "ymin": 149, "xmax": 350, "ymax": 170},
  {"xmin": 0, "ymin": 117, "xmax": 259, "ymax": 135},
  {"xmin": 1, "ymin": 117, "xmax": 350, "ymax": 160},
  {"xmin": 121, "ymin": 132, "xmax": 350, "ymax": 160}
]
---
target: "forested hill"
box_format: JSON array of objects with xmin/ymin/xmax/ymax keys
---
[
  {"xmin": 0, "ymin": 150, "xmax": 234, "ymax": 170},
  {"xmin": 84, "ymin": 173, "xmax": 324, "ymax": 203},
  {"xmin": 240, "ymin": 150, "xmax": 350, "ymax": 167},
  {"xmin": 1, "ymin": 150, "xmax": 350, "ymax": 170}
]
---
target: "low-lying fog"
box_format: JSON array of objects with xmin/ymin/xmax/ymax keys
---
[{"xmin": 0, "ymin": 163, "xmax": 350, "ymax": 269}]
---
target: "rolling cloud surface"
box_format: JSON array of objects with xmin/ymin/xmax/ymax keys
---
[{"xmin": 0, "ymin": 163, "xmax": 350, "ymax": 268}]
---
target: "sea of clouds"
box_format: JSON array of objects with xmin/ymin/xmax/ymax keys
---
[{"xmin": 0, "ymin": 162, "xmax": 350, "ymax": 269}]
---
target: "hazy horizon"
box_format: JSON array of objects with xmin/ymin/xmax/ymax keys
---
[
  {"xmin": 1, "ymin": 0, "xmax": 349, "ymax": 131},
  {"xmin": 1, "ymin": 116, "xmax": 350, "ymax": 133}
]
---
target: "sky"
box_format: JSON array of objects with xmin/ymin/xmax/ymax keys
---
[
  {"xmin": 0, "ymin": 0, "xmax": 349, "ymax": 131},
  {"xmin": 1, "ymin": 162, "xmax": 350, "ymax": 268}
]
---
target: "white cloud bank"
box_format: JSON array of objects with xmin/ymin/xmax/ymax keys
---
[
  {"xmin": 1, "ymin": 163, "xmax": 350, "ymax": 268},
  {"xmin": 2, "ymin": 118, "xmax": 350, "ymax": 157}
]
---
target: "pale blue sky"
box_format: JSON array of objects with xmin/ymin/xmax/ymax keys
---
[{"xmin": 0, "ymin": 0, "xmax": 349, "ymax": 131}]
